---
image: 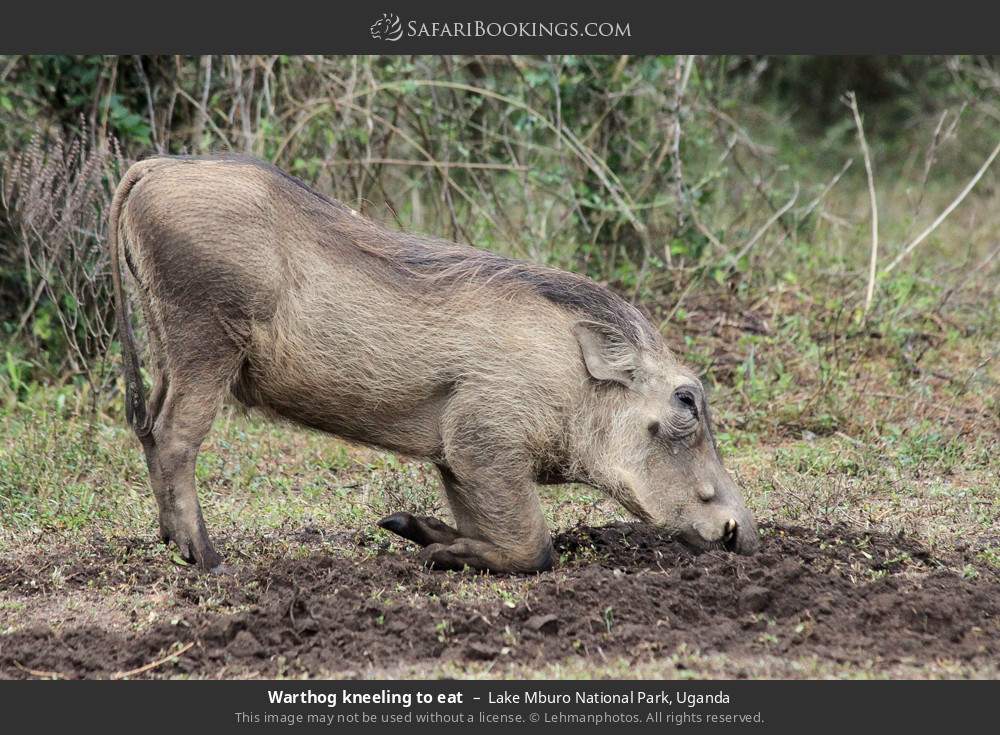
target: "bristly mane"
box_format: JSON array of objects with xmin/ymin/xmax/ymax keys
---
[
  {"xmin": 155, "ymin": 154, "xmax": 661, "ymax": 350},
  {"xmin": 384, "ymin": 239, "xmax": 660, "ymax": 349}
]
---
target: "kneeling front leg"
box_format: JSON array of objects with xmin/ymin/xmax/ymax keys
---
[{"xmin": 420, "ymin": 466, "xmax": 554, "ymax": 574}]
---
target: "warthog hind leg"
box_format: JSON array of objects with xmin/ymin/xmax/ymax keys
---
[
  {"xmin": 135, "ymin": 308, "xmax": 242, "ymax": 573},
  {"xmin": 146, "ymin": 380, "xmax": 227, "ymax": 572}
]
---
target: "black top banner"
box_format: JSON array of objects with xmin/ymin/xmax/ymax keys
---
[{"xmin": 2, "ymin": 0, "xmax": 1000, "ymax": 53}]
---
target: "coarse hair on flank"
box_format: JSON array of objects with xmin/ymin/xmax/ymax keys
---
[
  {"xmin": 163, "ymin": 154, "xmax": 661, "ymax": 351},
  {"xmin": 149, "ymin": 154, "xmax": 661, "ymax": 350}
]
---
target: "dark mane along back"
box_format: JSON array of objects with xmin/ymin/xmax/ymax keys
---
[
  {"xmin": 388, "ymin": 240, "xmax": 661, "ymax": 349},
  {"xmin": 160, "ymin": 154, "xmax": 660, "ymax": 350}
]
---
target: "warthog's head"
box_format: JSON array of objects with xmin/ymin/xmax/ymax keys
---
[{"xmin": 571, "ymin": 322, "xmax": 760, "ymax": 554}]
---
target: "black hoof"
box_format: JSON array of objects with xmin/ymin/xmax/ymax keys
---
[
  {"xmin": 377, "ymin": 512, "xmax": 416, "ymax": 538},
  {"xmin": 163, "ymin": 533, "xmax": 222, "ymax": 573}
]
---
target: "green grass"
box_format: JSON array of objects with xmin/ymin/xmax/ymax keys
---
[{"xmin": 0, "ymin": 397, "xmax": 627, "ymax": 552}]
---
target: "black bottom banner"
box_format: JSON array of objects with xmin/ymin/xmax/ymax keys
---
[{"xmin": 2, "ymin": 680, "xmax": 993, "ymax": 733}]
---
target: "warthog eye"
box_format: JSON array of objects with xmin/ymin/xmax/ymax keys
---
[
  {"xmin": 647, "ymin": 421, "xmax": 660, "ymax": 437},
  {"xmin": 674, "ymin": 387, "xmax": 699, "ymax": 419}
]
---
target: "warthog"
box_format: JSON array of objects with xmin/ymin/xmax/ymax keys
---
[{"xmin": 109, "ymin": 154, "xmax": 760, "ymax": 574}]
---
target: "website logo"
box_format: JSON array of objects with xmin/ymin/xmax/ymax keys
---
[{"xmin": 370, "ymin": 13, "xmax": 403, "ymax": 41}]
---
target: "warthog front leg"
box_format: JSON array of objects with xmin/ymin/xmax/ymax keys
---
[
  {"xmin": 377, "ymin": 512, "xmax": 461, "ymax": 547},
  {"xmin": 377, "ymin": 463, "xmax": 554, "ymax": 574},
  {"xmin": 418, "ymin": 537, "xmax": 553, "ymax": 573}
]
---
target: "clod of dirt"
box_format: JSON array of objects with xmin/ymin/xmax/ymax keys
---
[
  {"xmin": 385, "ymin": 619, "xmax": 408, "ymax": 634},
  {"xmin": 739, "ymin": 586, "xmax": 771, "ymax": 614},
  {"xmin": 228, "ymin": 630, "xmax": 264, "ymax": 659},
  {"xmin": 525, "ymin": 614, "xmax": 560, "ymax": 634},
  {"xmin": 466, "ymin": 642, "xmax": 500, "ymax": 661}
]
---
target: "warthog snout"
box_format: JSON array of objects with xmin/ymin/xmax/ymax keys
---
[
  {"xmin": 726, "ymin": 512, "xmax": 762, "ymax": 555},
  {"xmin": 679, "ymin": 472, "xmax": 761, "ymax": 555},
  {"xmin": 685, "ymin": 503, "xmax": 761, "ymax": 555}
]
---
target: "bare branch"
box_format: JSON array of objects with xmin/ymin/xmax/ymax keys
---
[
  {"xmin": 799, "ymin": 158, "xmax": 853, "ymax": 221},
  {"xmin": 726, "ymin": 182, "xmax": 799, "ymax": 268},
  {"xmin": 844, "ymin": 92, "xmax": 879, "ymax": 314},
  {"xmin": 883, "ymin": 138, "xmax": 1000, "ymax": 275}
]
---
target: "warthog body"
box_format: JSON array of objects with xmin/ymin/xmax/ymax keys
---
[{"xmin": 110, "ymin": 155, "xmax": 760, "ymax": 573}]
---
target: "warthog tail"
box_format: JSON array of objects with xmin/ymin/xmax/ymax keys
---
[{"xmin": 109, "ymin": 162, "xmax": 151, "ymax": 438}]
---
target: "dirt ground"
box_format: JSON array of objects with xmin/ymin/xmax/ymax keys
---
[{"xmin": 2, "ymin": 521, "xmax": 997, "ymax": 679}]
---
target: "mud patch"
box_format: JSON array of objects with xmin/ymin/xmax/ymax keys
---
[{"xmin": 1, "ymin": 523, "xmax": 997, "ymax": 678}]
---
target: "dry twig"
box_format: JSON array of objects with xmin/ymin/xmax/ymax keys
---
[
  {"xmin": 14, "ymin": 661, "xmax": 67, "ymax": 679},
  {"xmin": 844, "ymin": 92, "xmax": 879, "ymax": 314},
  {"xmin": 112, "ymin": 642, "xmax": 195, "ymax": 680},
  {"xmin": 726, "ymin": 183, "xmax": 799, "ymax": 268},
  {"xmin": 883, "ymin": 139, "xmax": 1000, "ymax": 275}
]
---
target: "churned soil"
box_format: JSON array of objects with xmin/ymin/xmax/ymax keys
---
[{"xmin": 1, "ymin": 523, "xmax": 997, "ymax": 679}]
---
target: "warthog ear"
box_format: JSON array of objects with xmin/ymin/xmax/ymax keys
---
[{"xmin": 572, "ymin": 322, "xmax": 639, "ymax": 388}]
